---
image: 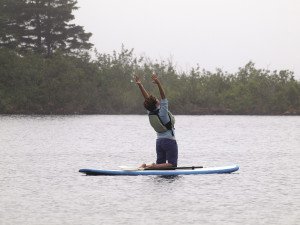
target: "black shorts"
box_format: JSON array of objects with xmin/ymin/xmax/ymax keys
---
[{"xmin": 156, "ymin": 138, "xmax": 178, "ymax": 167}]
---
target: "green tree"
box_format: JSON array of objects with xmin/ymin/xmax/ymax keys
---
[
  {"xmin": 1, "ymin": 45, "xmax": 299, "ymax": 115},
  {"xmin": 0, "ymin": 0, "xmax": 92, "ymax": 56}
]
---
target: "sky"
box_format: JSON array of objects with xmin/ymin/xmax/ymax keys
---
[{"xmin": 74, "ymin": 0, "xmax": 300, "ymax": 78}]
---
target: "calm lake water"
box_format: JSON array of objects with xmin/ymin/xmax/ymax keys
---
[{"xmin": 0, "ymin": 115, "xmax": 299, "ymax": 225}]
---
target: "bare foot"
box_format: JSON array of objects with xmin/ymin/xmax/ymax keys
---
[{"xmin": 139, "ymin": 163, "xmax": 147, "ymax": 168}]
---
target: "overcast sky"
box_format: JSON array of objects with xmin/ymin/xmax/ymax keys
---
[{"xmin": 74, "ymin": 0, "xmax": 300, "ymax": 78}]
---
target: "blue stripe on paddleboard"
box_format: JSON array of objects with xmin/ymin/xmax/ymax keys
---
[{"xmin": 79, "ymin": 165, "xmax": 239, "ymax": 176}]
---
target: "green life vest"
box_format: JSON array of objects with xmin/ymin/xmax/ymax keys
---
[{"xmin": 148, "ymin": 109, "xmax": 175, "ymax": 135}]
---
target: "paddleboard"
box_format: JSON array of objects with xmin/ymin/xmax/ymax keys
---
[{"xmin": 79, "ymin": 164, "xmax": 239, "ymax": 176}]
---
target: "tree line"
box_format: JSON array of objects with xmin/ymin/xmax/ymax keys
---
[{"xmin": 1, "ymin": 0, "xmax": 300, "ymax": 115}]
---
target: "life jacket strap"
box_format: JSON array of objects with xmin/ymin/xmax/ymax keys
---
[{"xmin": 149, "ymin": 109, "xmax": 174, "ymax": 136}]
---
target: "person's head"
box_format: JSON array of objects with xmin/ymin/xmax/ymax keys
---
[{"xmin": 144, "ymin": 95, "xmax": 159, "ymax": 111}]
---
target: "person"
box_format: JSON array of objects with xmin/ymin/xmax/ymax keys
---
[{"xmin": 134, "ymin": 73, "xmax": 178, "ymax": 169}]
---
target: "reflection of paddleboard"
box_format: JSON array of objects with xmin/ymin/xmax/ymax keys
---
[{"xmin": 79, "ymin": 165, "xmax": 239, "ymax": 176}]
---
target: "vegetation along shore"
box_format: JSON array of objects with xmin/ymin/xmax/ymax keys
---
[{"xmin": 1, "ymin": 0, "xmax": 299, "ymax": 115}]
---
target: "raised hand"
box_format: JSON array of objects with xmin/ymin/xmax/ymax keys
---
[
  {"xmin": 151, "ymin": 73, "xmax": 159, "ymax": 84},
  {"xmin": 134, "ymin": 75, "xmax": 142, "ymax": 84},
  {"xmin": 134, "ymin": 75, "xmax": 149, "ymax": 99},
  {"xmin": 152, "ymin": 73, "xmax": 165, "ymax": 99}
]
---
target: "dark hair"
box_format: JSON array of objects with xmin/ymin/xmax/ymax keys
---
[{"xmin": 144, "ymin": 95, "xmax": 157, "ymax": 111}]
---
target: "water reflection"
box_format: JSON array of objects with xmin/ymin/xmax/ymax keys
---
[
  {"xmin": 1, "ymin": 115, "xmax": 299, "ymax": 225},
  {"xmin": 152, "ymin": 175, "xmax": 182, "ymax": 183}
]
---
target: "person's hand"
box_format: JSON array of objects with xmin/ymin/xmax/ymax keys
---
[
  {"xmin": 151, "ymin": 73, "xmax": 159, "ymax": 84},
  {"xmin": 134, "ymin": 75, "xmax": 142, "ymax": 84}
]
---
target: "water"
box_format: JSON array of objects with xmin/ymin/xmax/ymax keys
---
[{"xmin": 0, "ymin": 115, "xmax": 299, "ymax": 225}]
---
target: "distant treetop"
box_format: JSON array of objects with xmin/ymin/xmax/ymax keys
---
[{"xmin": 0, "ymin": 0, "xmax": 93, "ymax": 57}]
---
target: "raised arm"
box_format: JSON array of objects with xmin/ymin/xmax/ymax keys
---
[
  {"xmin": 151, "ymin": 74, "xmax": 166, "ymax": 99},
  {"xmin": 134, "ymin": 75, "xmax": 149, "ymax": 99}
]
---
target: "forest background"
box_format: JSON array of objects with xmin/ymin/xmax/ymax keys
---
[{"xmin": 1, "ymin": 0, "xmax": 299, "ymax": 115}]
